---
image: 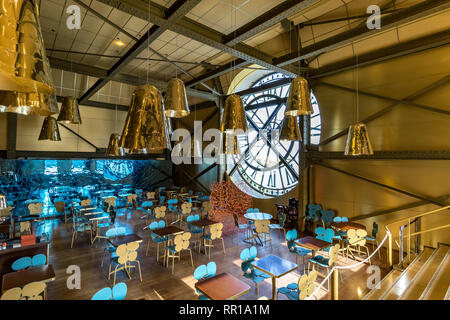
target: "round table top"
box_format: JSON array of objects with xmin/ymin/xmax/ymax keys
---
[{"xmin": 244, "ymin": 212, "xmax": 272, "ymax": 220}]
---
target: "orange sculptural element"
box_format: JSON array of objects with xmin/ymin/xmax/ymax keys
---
[{"xmin": 209, "ymin": 181, "xmax": 252, "ymax": 235}]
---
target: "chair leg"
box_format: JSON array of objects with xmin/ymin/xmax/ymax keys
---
[
  {"xmin": 189, "ymin": 249, "xmax": 194, "ymax": 267},
  {"xmin": 221, "ymin": 238, "xmax": 226, "ymax": 254},
  {"xmin": 136, "ymin": 261, "xmax": 142, "ymax": 282}
]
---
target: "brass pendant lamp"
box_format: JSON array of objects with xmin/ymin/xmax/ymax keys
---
[
  {"xmin": 280, "ymin": 115, "xmax": 302, "ymax": 142},
  {"xmin": 119, "ymin": 85, "xmax": 171, "ymax": 154},
  {"xmin": 0, "ymin": 0, "xmax": 56, "ymax": 116},
  {"xmin": 164, "ymin": 78, "xmax": 190, "ymax": 118},
  {"xmin": 106, "ymin": 133, "xmax": 124, "ymax": 157},
  {"xmin": 57, "ymin": 96, "xmax": 82, "ymax": 124},
  {"xmin": 220, "ymin": 94, "xmax": 248, "ymax": 134},
  {"xmin": 285, "ymin": 77, "xmax": 313, "ymax": 116},
  {"xmin": 344, "ymin": 55, "xmax": 373, "ymax": 156},
  {"xmin": 38, "ymin": 116, "xmax": 61, "ymax": 141}
]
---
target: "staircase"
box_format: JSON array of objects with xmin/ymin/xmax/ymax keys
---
[{"xmin": 363, "ymin": 244, "xmax": 450, "ymax": 300}]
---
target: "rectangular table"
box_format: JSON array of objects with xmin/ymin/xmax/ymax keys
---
[
  {"xmin": 251, "ymin": 255, "xmax": 298, "ymax": 300},
  {"xmin": 107, "ymin": 234, "xmax": 143, "ymax": 247},
  {"xmin": 152, "ymin": 226, "xmax": 184, "ymax": 238},
  {"xmin": 1, "ymin": 264, "xmax": 56, "ymax": 293},
  {"xmin": 331, "ymin": 222, "xmax": 366, "ymax": 231},
  {"xmin": 295, "ymin": 236, "xmax": 331, "ymax": 257},
  {"xmin": 195, "ymin": 272, "xmax": 250, "ymax": 300}
]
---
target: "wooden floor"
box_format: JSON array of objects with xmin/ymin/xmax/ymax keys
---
[{"xmin": 33, "ymin": 209, "xmax": 393, "ymax": 300}]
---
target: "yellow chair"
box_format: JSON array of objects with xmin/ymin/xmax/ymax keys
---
[
  {"xmin": 80, "ymin": 199, "xmax": 91, "ymax": 207},
  {"xmin": 146, "ymin": 192, "xmax": 156, "ymax": 200},
  {"xmin": 70, "ymin": 206, "xmax": 93, "ymax": 248},
  {"xmin": 166, "ymin": 232, "xmax": 194, "ymax": 274},
  {"xmin": 344, "ymin": 229, "xmax": 371, "ymax": 264},
  {"xmin": 202, "ymin": 223, "xmax": 226, "ymax": 258},
  {"xmin": 108, "ymin": 241, "xmax": 143, "ymax": 286},
  {"xmin": 54, "ymin": 201, "xmax": 68, "ymax": 223},
  {"xmin": 1, "ymin": 281, "xmax": 47, "ymax": 300},
  {"xmin": 126, "ymin": 194, "xmax": 137, "ymax": 212},
  {"xmin": 253, "ymin": 220, "xmax": 272, "ymax": 247},
  {"xmin": 202, "ymin": 201, "xmax": 212, "ymax": 218},
  {"xmin": 308, "ymin": 244, "xmax": 342, "ymax": 289},
  {"xmin": 28, "ymin": 202, "xmax": 44, "ymax": 223}
]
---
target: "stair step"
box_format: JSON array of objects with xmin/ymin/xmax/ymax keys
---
[
  {"xmin": 421, "ymin": 247, "xmax": 450, "ymax": 300},
  {"xmin": 362, "ymin": 269, "xmax": 402, "ymax": 300},
  {"xmin": 400, "ymin": 245, "xmax": 450, "ymax": 300},
  {"xmin": 381, "ymin": 247, "xmax": 435, "ymax": 300}
]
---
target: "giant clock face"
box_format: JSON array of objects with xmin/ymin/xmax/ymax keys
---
[
  {"xmin": 226, "ymin": 73, "xmax": 321, "ymax": 199},
  {"xmin": 104, "ymin": 160, "xmax": 134, "ymax": 180}
]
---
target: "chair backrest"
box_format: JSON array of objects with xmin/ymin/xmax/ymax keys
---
[
  {"xmin": 314, "ymin": 227, "xmax": 325, "ymax": 238},
  {"xmin": 206, "ymin": 261, "xmax": 216, "ymax": 277},
  {"xmin": 320, "ymin": 210, "xmax": 335, "ymax": 226},
  {"xmin": 297, "ymin": 270, "xmax": 318, "ymax": 300},
  {"xmin": 116, "ymin": 241, "xmax": 140, "ymax": 264},
  {"xmin": 372, "ymin": 222, "xmax": 379, "ymax": 238},
  {"xmin": 104, "ymin": 197, "xmax": 116, "ymax": 207},
  {"xmin": 54, "ymin": 201, "xmax": 65, "ymax": 214},
  {"xmin": 347, "ymin": 229, "xmax": 368, "ymax": 246},
  {"xmin": 307, "ymin": 204, "xmax": 322, "ymax": 221},
  {"xmin": 168, "ymin": 198, "xmax": 178, "ymax": 204},
  {"xmin": 28, "ymin": 202, "xmax": 44, "ymax": 215},
  {"xmin": 328, "ymin": 244, "xmax": 341, "ymax": 266},
  {"xmin": 112, "ymin": 282, "xmax": 127, "ymax": 300},
  {"xmin": 341, "ymin": 217, "xmax": 348, "ymax": 222},
  {"xmin": 149, "ymin": 221, "xmax": 159, "ymax": 231},
  {"xmin": 181, "ymin": 202, "xmax": 192, "ymax": 215},
  {"xmin": 194, "ymin": 264, "xmax": 207, "ymax": 280},
  {"xmin": 233, "ymin": 213, "xmax": 240, "ymax": 227},
  {"xmin": 106, "ymin": 227, "xmax": 126, "ymax": 238},
  {"xmin": 255, "ymin": 220, "xmax": 269, "ymax": 234},
  {"xmin": 154, "ymin": 206, "xmax": 166, "ymax": 219},
  {"xmin": 173, "ymin": 232, "xmax": 191, "ymax": 252},
  {"xmin": 193, "ymin": 214, "xmax": 200, "ymax": 221},
  {"xmin": 187, "ymin": 215, "xmax": 195, "ymax": 223},
  {"xmin": 147, "ymin": 192, "xmax": 155, "ymax": 200},
  {"xmin": 333, "ymin": 217, "xmax": 342, "ymax": 223},
  {"xmin": 141, "ymin": 201, "xmax": 153, "ymax": 207},
  {"xmin": 1, "ymin": 281, "xmax": 46, "ymax": 300},
  {"xmin": 246, "ymin": 208, "xmax": 259, "ymax": 213},
  {"xmin": 278, "ymin": 212, "xmax": 286, "ymax": 227},
  {"xmin": 91, "ymin": 287, "xmax": 113, "ymax": 300},
  {"xmin": 12, "ymin": 256, "xmax": 32, "ymax": 271},
  {"xmin": 157, "ymin": 220, "xmax": 165, "ymax": 229},
  {"xmin": 80, "ymin": 199, "xmax": 91, "ymax": 206},
  {"xmin": 315, "ymin": 227, "xmax": 334, "ymax": 243},
  {"xmin": 127, "ymin": 194, "xmax": 137, "ymax": 204},
  {"xmin": 286, "ymin": 229, "xmax": 298, "ymax": 241},
  {"xmin": 209, "ymin": 223, "xmax": 223, "ymax": 240},
  {"xmin": 31, "ymin": 254, "xmax": 47, "ymax": 267}
]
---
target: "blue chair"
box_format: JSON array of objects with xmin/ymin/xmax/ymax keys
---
[
  {"xmin": 365, "ymin": 222, "xmax": 380, "ymax": 258},
  {"xmin": 102, "ymin": 227, "xmax": 127, "ymax": 267},
  {"xmin": 286, "ymin": 229, "xmax": 311, "ymax": 273},
  {"xmin": 31, "ymin": 254, "xmax": 47, "ymax": 267},
  {"xmin": 269, "ymin": 212, "xmax": 287, "ymax": 239},
  {"xmin": 145, "ymin": 220, "xmax": 167, "ymax": 261},
  {"xmin": 333, "ymin": 217, "xmax": 348, "ymax": 223},
  {"xmin": 320, "ymin": 210, "xmax": 335, "ymax": 228},
  {"xmin": 277, "ymin": 270, "xmax": 318, "ymax": 300},
  {"xmin": 240, "ymin": 246, "xmax": 270, "ymax": 298},
  {"xmin": 167, "ymin": 199, "xmax": 178, "ymax": 215},
  {"xmin": 12, "ymin": 257, "xmax": 32, "ymax": 271},
  {"xmin": 187, "ymin": 214, "xmax": 202, "ymax": 249},
  {"xmin": 193, "ymin": 262, "xmax": 217, "ymax": 300},
  {"xmin": 159, "ymin": 195, "xmax": 166, "ymax": 205},
  {"xmin": 232, "ymin": 213, "xmax": 249, "ymax": 243},
  {"xmin": 139, "ymin": 201, "xmax": 154, "ymax": 219},
  {"xmin": 112, "ymin": 282, "xmax": 127, "ymax": 300},
  {"xmin": 91, "ymin": 287, "xmax": 112, "ymax": 300}
]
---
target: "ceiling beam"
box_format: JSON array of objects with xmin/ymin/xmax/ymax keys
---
[
  {"xmin": 274, "ymin": 0, "xmax": 450, "ymax": 67},
  {"xmin": 223, "ymin": 0, "xmax": 321, "ymax": 46},
  {"xmin": 49, "ymin": 57, "xmax": 217, "ymax": 101},
  {"xmin": 310, "ymin": 29, "xmax": 450, "ymax": 79},
  {"xmin": 78, "ymin": 0, "xmax": 202, "ymax": 105},
  {"xmin": 96, "ymin": 0, "xmax": 297, "ymax": 77},
  {"xmin": 309, "ymin": 150, "xmax": 450, "ymax": 160}
]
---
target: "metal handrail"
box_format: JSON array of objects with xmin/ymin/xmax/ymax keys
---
[{"xmin": 385, "ymin": 205, "xmax": 450, "ymax": 267}]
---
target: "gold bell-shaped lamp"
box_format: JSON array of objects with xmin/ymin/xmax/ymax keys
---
[
  {"xmin": 222, "ymin": 134, "xmax": 240, "ymax": 155},
  {"xmin": 57, "ymin": 97, "xmax": 82, "ymax": 124},
  {"xmin": 38, "ymin": 116, "xmax": 61, "ymax": 141},
  {"xmin": 344, "ymin": 123, "xmax": 374, "ymax": 156},
  {"xmin": 0, "ymin": 0, "xmax": 56, "ymax": 116},
  {"xmin": 106, "ymin": 133, "xmax": 124, "ymax": 157},
  {"xmin": 280, "ymin": 115, "xmax": 302, "ymax": 142},
  {"xmin": 220, "ymin": 94, "xmax": 248, "ymax": 134},
  {"xmin": 164, "ymin": 78, "xmax": 190, "ymax": 118},
  {"xmin": 285, "ymin": 76, "xmax": 313, "ymax": 116},
  {"xmin": 120, "ymin": 85, "xmax": 170, "ymax": 154}
]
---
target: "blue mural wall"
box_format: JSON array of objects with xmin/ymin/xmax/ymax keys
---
[{"xmin": 0, "ymin": 160, "xmax": 172, "ymax": 217}]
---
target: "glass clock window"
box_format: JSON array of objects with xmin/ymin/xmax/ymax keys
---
[{"xmin": 226, "ymin": 72, "xmax": 321, "ymax": 199}]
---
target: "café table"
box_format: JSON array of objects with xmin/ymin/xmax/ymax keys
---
[
  {"xmin": 331, "ymin": 221, "xmax": 366, "ymax": 231},
  {"xmin": 1, "ymin": 264, "xmax": 56, "ymax": 299},
  {"xmin": 195, "ymin": 272, "xmax": 250, "ymax": 300},
  {"xmin": 295, "ymin": 236, "xmax": 332, "ymax": 258},
  {"xmin": 243, "ymin": 212, "xmax": 273, "ymax": 246},
  {"xmin": 251, "ymin": 255, "xmax": 298, "ymax": 300}
]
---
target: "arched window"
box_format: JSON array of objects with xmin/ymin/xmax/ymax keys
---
[{"xmin": 226, "ymin": 72, "xmax": 321, "ymax": 199}]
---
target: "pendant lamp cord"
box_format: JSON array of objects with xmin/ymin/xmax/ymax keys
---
[{"xmin": 356, "ymin": 54, "xmax": 359, "ymax": 122}]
